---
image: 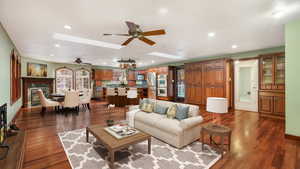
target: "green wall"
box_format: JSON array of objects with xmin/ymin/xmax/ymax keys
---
[
  {"xmin": 285, "ymin": 19, "xmax": 300, "ymax": 137},
  {"xmin": 0, "ymin": 23, "xmax": 22, "ymax": 123}
]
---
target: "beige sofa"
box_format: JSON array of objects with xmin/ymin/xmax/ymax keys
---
[{"xmin": 127, "ymin": 99, "xmax": 203, "ymax": 148}]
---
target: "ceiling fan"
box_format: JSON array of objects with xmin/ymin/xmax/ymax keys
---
[
  {"xmin": 74, "ymin": 58, "xmax": 92, "ymax": 65},
  {"xmin": 103, "ymin": 21, "xmax": 166, "ymax": 46}
]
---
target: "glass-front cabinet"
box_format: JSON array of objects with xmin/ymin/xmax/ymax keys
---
[
  {"xmin": 261, "ymin": 56, "xmax": 273, "ymax": 84},
  {"xmin": 275, "ymin": 55, "xmax": 285, "ymax": 84},
  {"xmin": 259, "ymin": 52, "xmax": 285, "ymax": 118},
  {"xmin": 259, "ymin": 53, "xmax": 285, "ymax": 90}
]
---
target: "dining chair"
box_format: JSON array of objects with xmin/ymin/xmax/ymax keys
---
[
  {"xmin": 62, "ymin": 91, "xmax": 80, "ymax": 113},
  {"xmin": 118, "ymin": 88, "xmax": 127, "ymax": 96},
  {"xmin": 37, "ymin": 89, "xmax": 60, "ymax": 114},
  {"xmin": 80, "ymin": 89, "xmax": 93, "ymax": 110},
  {"xmin": 107, "ymin": 88, "xmax": 117, "ymax": 96}
]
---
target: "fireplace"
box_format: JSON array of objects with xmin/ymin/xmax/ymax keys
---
[
  {"xmin": 28, "ymin": 87, "xmax": 50, "ymax": 107},
  {"xmin": 0, "ymin": 103, "xmax": 7, "ymax": 144},
  {"xmin": 22, "ymin": 77, "xmax": 54, "ymax": 107}
]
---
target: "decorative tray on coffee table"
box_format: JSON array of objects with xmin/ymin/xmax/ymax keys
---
[{"xmin": 104, "ymin": 124, "xmax": 139, "ymax": 139}]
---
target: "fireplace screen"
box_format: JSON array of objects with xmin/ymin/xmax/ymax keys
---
[
  {"xmin": 0, "ymin": 103, "xmax": 7, "ymax": 144},
  {"xmin": 29, "ymin": 87, "xmax": 50, "ymax": 106}
]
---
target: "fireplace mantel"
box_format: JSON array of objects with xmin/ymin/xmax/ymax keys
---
[{"xmin": 22, "ymin": 77, "xmax": 54, "ymax": 107}]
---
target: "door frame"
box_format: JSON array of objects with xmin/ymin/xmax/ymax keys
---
[{"xmin": 234, "ymin": 58, "xmax": 259, "ymax": 112}]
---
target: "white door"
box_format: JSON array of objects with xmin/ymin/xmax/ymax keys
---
[{"xmin": 234, "ymin": 59, "xmax": 258, "ymax": 112}]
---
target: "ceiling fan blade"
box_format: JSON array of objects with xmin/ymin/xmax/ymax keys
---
[
  {"xmin": 122, "ymin": 37, "xmax": 134, "ymax": 46},
  {"xmin": 142, "ymin": 29, "xmax": 166, "ymax": 36},
  {"xmin": 125, "ymin": 21, "xmax": 138, "ymax": 31},
  {"xmin": 138, "ymin": 37, "xmax": 156, "ymax": 46},
  {"xmin": 103, "ymin": 33, "xmax": 130, "ymax": 36}
]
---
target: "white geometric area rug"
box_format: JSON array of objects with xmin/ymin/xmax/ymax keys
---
[{"xmin": 58, "ymin": 128, "xmax": 221, "ymax": 169}]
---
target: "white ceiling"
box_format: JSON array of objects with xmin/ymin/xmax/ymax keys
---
[{"xmin": 1, "ymin": 0, "xmax": 300, "ymax": 67}]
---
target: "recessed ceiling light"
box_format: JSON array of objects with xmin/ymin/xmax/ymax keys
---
[
  {"xmin": 103, "ymin": 62, "xmax": 107, "ymax": 65},
  {"xmin": 232, "ymin": 45, "xmax": 238, "ymax": 49},
  {"xmin": 50, "ymin": 54, "xmax": 54, "ymax": 56},
  {"xmin": 64, "ymin": 25, "xmax": 72, "ymax": 30},
  {"xmin": 148, "ymin": 52, "xmax": 184, "ymax": 59},
  {"xmin": 54, "ymin": 44, "xmax": 60, "ymax": 48},
  {"xmin": 151, "ymin": 60, "xmax": 155, "ymax": 63},
  {"xmin": 159, "ymin": 8, "xmax": 168, "ymax": 14},
  {"xmin": 53, "ymin": 33, "xmax": 123, "ymax": 50},
  {"xmin": 208, "ymin": 32, "xmax": 216, "ymax": 37}
]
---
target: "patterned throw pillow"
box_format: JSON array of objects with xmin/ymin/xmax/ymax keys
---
[
  {"xmin": 154, "ymin": 104, "xmax": 168, "ymax": 115},
  {"xmin": 142, "ymin": 103, "xmax": 154, "ymax": 113},
  {"xmin": 166, "ymin": 105, "xmax": 177, "ymax": 119},
  {"xmin": 175, "ymin": 105, "xmax": 189, "ymax": 120},
  {"xmin": 139, "ymin": 99, "xmax": 149, "ymax": 109}
]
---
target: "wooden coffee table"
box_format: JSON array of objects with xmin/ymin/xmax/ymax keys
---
[{"xmin": 86, "ymin": 125, "xmax": 151, "ymax": 169}]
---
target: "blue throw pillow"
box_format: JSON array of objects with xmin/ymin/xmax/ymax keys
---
[
  {"xmin": 154, "ymin": 104, "xmax": 168, "ymax": 115},
  {"xmin": 175, "ymin": 105, "xmax": 189, "ymax": 120}
]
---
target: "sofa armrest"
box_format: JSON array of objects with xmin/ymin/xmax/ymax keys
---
[
  {"xmin": 129, "ymin": 105, "xmax": 140, "ymax": 111},
  {"xmin": 179, "ymin": 116, "xmax": 203, "ymax": 130}
]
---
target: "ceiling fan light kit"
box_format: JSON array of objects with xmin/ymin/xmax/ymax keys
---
[
  {"xmin": 74, "ymin": 58, "xmax": 92, "ymax": 66},
  {"xmin": 103, "ymin": 21, "xmax": 166, "ymax": 46}
]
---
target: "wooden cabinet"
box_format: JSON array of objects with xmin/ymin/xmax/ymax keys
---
[
  {"xmin": 184, "ymin": 59, "xmax": 233, "ymax": 108},
  {"xmin": 93, "ymin": 69, "xmax": 113, "ymax": 81},
  {"xmin": 146, "ymin": 66, "xmax": 175, "ymax": 101},
  {"xmin": 259, "ymin": 95, "xmax": 273, "ymax": 114},
  {"xmin": 258, "ymin": 52, "xmax": 285, "ymax": 118},
  {"xmin": 258, "ymin": 91, "xmax": 285, "ymax": 117},
  {"xmin": 259, "ymin": 53, "xmax": 285, "ymax": 90},
  {"xmin": 274, "ymin": 95, "xmax": 285, "ymax": 115}
]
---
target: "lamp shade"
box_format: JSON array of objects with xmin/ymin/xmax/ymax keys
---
[{"xmin": 206, "ymin": 97, "xmax": 228, "ymax": 114}]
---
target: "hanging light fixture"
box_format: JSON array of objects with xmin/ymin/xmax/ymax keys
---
[{"xmin": 117, "ymin": 58, "xmax": 136, "ymax": 70}]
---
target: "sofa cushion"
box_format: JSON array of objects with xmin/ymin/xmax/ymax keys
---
[
  {"xmin": 166, "ymin": 105, "xmax": 177, "ymax": 119},
  {"xmin": 135, "ymin": 111, "xmax": 183, "ymax": 135},
  {"xmin": 176, "ymin": 105, "xmax": 189, "ymax": 120},
  {"xmin": 154, "ymin": 104, "xmax": 168, "ymax": 115},
  {"xmin": 135, "ymin": 111, "xmax": 163, "ymax": 126},
  {"xmin": 154, "ymin": 116, "xmax": 183, "ymax": 135}
]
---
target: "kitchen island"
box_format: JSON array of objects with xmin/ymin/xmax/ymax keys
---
[{"xmin": 93, "ymin": 87, "xmax": 148, "ymax": 107}]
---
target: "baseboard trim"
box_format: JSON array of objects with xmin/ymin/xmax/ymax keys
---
[{"xmin": 285, "ymin": 134, "xmax": 300, "ymax": 141}]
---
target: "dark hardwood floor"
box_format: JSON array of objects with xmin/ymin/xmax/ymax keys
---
[{"xmin": 15, "ymin": 101, "xmax": 300, "ymax": 169}]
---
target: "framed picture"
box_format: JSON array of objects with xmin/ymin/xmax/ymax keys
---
[{"xmin": 27, "ymin": 63, "xmax": 47, "ymax": 77}]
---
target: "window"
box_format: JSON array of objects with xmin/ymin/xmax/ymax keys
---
[
  {"xmin": 55, "ymin": 68, "xmax": 74, "ymax": 94},
  {"xmin": 10, "ymin": 49, "xmax": 21, "ymax": 104},
  {"xmin": 75, "ymin": 69, "xmax": 90, "ymax": 91}
]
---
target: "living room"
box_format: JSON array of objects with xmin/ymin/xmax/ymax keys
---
[{"xmin": 0, "ymin": 1, "xmax": 300, "ymax": 169}]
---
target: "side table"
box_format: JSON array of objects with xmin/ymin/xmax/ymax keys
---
[{"xmin": 201, "ymin": 123, "xmax": 231, "ymax": 157}]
